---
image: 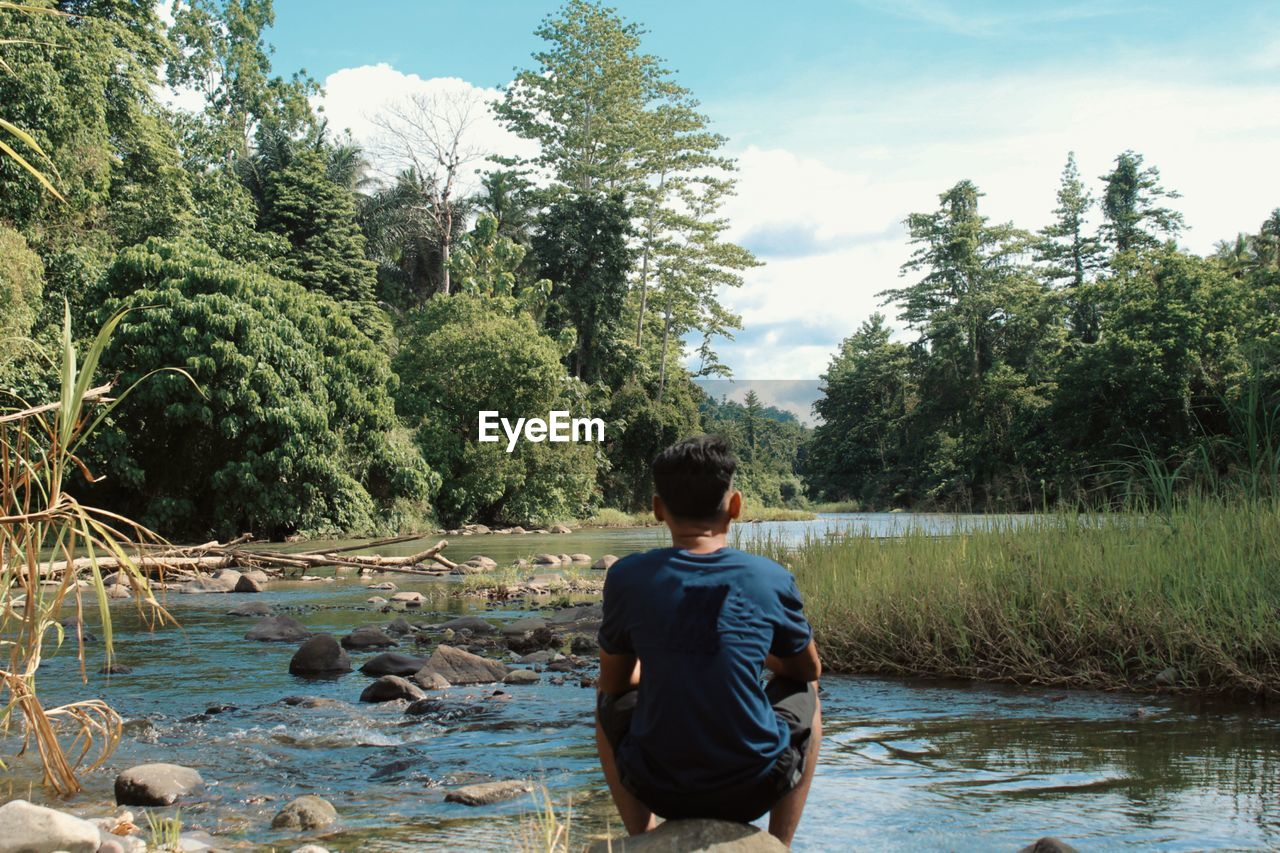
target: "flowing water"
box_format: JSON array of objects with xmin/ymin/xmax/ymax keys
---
[{"xmin": 19, "ymin": 515, "xmax": 1280, "ymax": 851}]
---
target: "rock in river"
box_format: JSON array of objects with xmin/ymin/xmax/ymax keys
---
[
  {"xmin": 592, "ymin": 555, "xmax": 619, "ymax": 570},
  {"xmin": 436, "ymin": 615, "xmax": 495, "ymax": 634},
  {"xmin": 1019, "ymin": 839, "xmax": 1080, "ymax": 853},
  {"xmin": 114, "ymin": 763, "xmax": 204, "ymax": 806},
  {"xmin": 390, "ymin": 591, "xmax": 425, "ymax": 605},
  {"xmin": 586, "ymin": 819, "xmax": 787, "ymax": 852},
  {"xmin": 532, "ymin": 553, "xmax": 562, "ymax": 565},
  {"xmin": 445, "ymin": 779, "xmax": 534, "ymax": 806},
  {"xmin": 288, "ymin": 634, "xmax": 352, "ymax": 676},
  {"xmin": 234, "ymin": 573, "xmax": 264, "ymax": 593},
  {"xmin": 360, "ymin": 675, "xmax": 426, "ymax": 703},
  {"xmin": 416, "ymin": 644, "xmax": 508, "ymax": 685},
  {"xmin": 271, "ymin": 795, "xmax": 338, "ymax": 831},
  {"xmin": 0, "ymin": 799, "xmax": 100, "ymax": 853},
  {"xmin": 245, "ymin": 615, "xmax": 311, "ymax": 642},
  {"xmin": 360, "ymin": 651, "xmax": 428, "ymax": 677},
  {"xmin": 569, "ymin": 553, "xmax": 592, "ymax": 563},
  {"xmin": 503, "ymin": 669, "xmax": 540, "ymax": 685},
  {"xmin": 180, "ymin": 571, "xmax": 240, "ymax": 593},
  {"xmin": 341, "ymin": 626, "xmax": 398, "ymax": 650},
  {"xmin": 228, "ymin": 601, "xmax": 273, "ymax": 617},
  {"xmin": 548, "ymin": 523, "xmax": 572, "ymax": 534},
  {"xmin": 501, "ymin": 617, "xmax": 548, "ymax": 636}
]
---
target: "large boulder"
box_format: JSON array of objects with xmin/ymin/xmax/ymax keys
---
[
  {"xmin": 271, "ymin": 795, "xmax": 337, "ymax": 831},
  {"xmin": 341, "ymin": 626, "xmax": 397, "ymax": 650},
  {"xmin": 360, "ymin": 652, "xmax": 428, "ymax": 677},
  {"xmin": 180, "ymin": 571, "xmax": 240, "ymax": 593},
  {"xmin": 444, "ymin": 780, "xmax": 533, "ymax": 806},
  {"xmin": 586, "ymin": 819, "xmax": 788, "ymax": 852},
  {"xmin": 548, "ymin": 523, "xmax": 572, "ymax": 534},
  {"xmin": 569, "ymin": 553, "xmax": 592, "ymax": 563},
  {"xmin": 415, "ymin": 644, "xmax": 508, "ymax": 685},
  {"xmin": 0, "ymin": 799, "xmax": 100, "ymax": 853},
  {"xmin": 360, "ymin": 675, "xmax": 426, "ymax": 703},
  {"xmin": 245, "ymin": 615, "xmax": 311, "ymax": 642},
  {"xmin": 503, "ymin": 669, "xmax": 540, "ymax": 685},
  {"xmin": 288, "ymin": 634, "xmax": 351, "ymax": 675},
  {"xmin": 114, "ymin": 763, "xmax": 204, "ymax": 806},
  {"xmin": 532, "ymin": 553, "xmax": 563, "ymax": 565},
  {"xmin": 435, "ymin": 615, "xmax": 495, "ymax": 635},
  {"xmin": 592, "ymin": 555, "xmax": 619, "ymax": 570}
]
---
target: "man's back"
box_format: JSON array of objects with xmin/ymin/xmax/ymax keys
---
[{"xmin": 598, "ymin": 545, "xmax": 812, "ymax": 794}]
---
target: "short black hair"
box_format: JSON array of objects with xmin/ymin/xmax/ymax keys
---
[{"xmin": 651, "ymin": 435, "xmax": 738, "ymax": 521}]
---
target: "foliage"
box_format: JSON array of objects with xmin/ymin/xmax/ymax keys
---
[
  {"xmin": 395, "ymin": 294, "xmax": 600, "ymax": 526},
  {"xmin": 0, "ymin": 225, "xmax": 44, "ymax": 348},
  {"xmin": 701, "ymin": 391, "xmax": 809, "ymax": 507},
  {"xmin": 601, "ymin": 381, "xmax": 699, "ymax": 510},
  {"xmin": 451, "ymin": 213, "xmax": 551, "ymax": 312},
  {"xmin": 88, "ymin": 238, "xmax": 435, "ymax": 539}
]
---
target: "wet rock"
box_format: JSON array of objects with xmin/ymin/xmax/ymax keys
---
[
  {"xmin": 360, "ymin": 652, "xmax": 428, "ymax": 677},
  {"xmin": 503, "ymin": 669, "xmax": 540, "ymax": 685},
  {"xmin": 501, "ymin": 617, "xmax": 549, "ymax": 636},
  {"xmin": 271, "ymin": 795, "xmax": 338, "ymax": 831},
  {"xmin": 1154, "ymin": 667, "xmax": 1179, "ymax": 687},
  {"xmin": 415, "ymin": 644, "xmax": 508, "ymax": 685},
  {"xmin": 228, "ymin": 602, "xmax": 273, "ymax": 617},
  {"xmin": 181, "ymin": 570, "xmax": 240, "ymax": 593},
  {"xmin": 60, "ymin": 618, "xmax": 97, "ymax": 643},
  {"xmin": 592, "ymin": 555, "xmax": 619, "ymax": 570},
  {"xmin": 241, "ymin": 569, "xmax": 270, "ymax": 585},
  {"xmin": 205, "ymin": 703, "xmax": 237, "ymax": 715},
  {"xmin": 360, "ymin": 674, "xmax": 427, "ymax": 703},
  {"xmin": 532, "ymin": 553, "xmax": 562, "ymax": 565},
  {"xmin": 105, "ymin": 583, "xmax": 133, "ymax": 600},
  {"xmin": 390, "ymin": 591, "xmax": 425, "ymax": 605},
  {"xmin": 1019, "ymin": 839, "xmax": 1080, "ymax": 853},
  {"xmin": 549, "ymin": 603, "xmax": 604, "ymax": 624},
  {"xmin": 507, "ymin": 627, "xmax": 561, "ymax": 655},
  {"xmin": 556, "ymin": 553, "xmax": 573, "ymax": 564},
  {"xmin": 467, "ymin": 524, "xmax": 491, "ymax": 535},
  {"xmin": 245, "ymin": 615, "xmax": 312, "ymax": 642},
  {"xmin": 436, "ymin": 616, "xmax": 495, "ymax": 634},
  {"xmin": 464, "ymin": 555, "xmax": 497, "ymax": 570},
  {"xmin": 0, "ymin": 799, "xmax": 100, "ymax": 853},
  {"xmin": 100, "ymin": 662, "xmax": 134, "ymax": 675},
  {"xmin": 366, "ymin": 596, "xmax": 388, "ymax": 605},
  {"xmin": 548, "ymin": 523, "xmax": 572, "ymax": 534},
  {"xmin": 385, "ymin": 616, "xmax": 413, "ymax": 635},
  {"xmin": 367, "ymin": 581, "xmax": 396, "ymax": 591},
  {"xmin": 445, "ymin": 779, "xmax": 534, "ymax": 806},
  {"xmin": 546, "ymin": 659, "xmax": 577, "ymax": 673},
  {"xmin": 509, "ymin": 526, "xmax": 526, "ymax": 534},
  {"xmin": 517, "ymin": 649, "xmax": 559, "ymax": 664},
  {"xmin": 175, "ymin": 830, "xmax": 224, "ymax": 853},
  {"xmin": 569, "ymin": 553, "xmax": 592, "ymax": 563},
  {"xmin": 587, "ymin": 819, "xmax": 787, "ymax": 852},
  {"xmin": 341, "ymin": 626, "xmax": 398, "ymax": 650},
  {"xmin": 234, "ymin": 574, "xmax": 264, "ymax": 593},
  {"xmin": 114, "ymin": 763, "xmax": 204, "ymax": 806},
  {"xmin": 416, "ymin": 670, "xmax": 451, "ymax": 690},
  {"xmin": 282, "ymin": 695, "xmax": 347, "ymax": 709},
  {"xmin": 515, "ymin": 558, "xmax": 531, "ymax": 568},
  {"xmin": 288, "ymin": 634, "xmax": 352, "ymax": 676},
  {"xmin": 571, "ymin": 635, "xmax": 598, "ymax": 655}
]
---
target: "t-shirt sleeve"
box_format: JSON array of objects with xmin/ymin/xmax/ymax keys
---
[
  {"xmin": 597, "ymin": 564, "xmax": 634, "ymax": 655},
  {"xmin": 769, "ymin": 573, "xmax": 813, "ymax": 657}
]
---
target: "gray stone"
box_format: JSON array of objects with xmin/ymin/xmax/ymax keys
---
[
  {"xmin": 436, "ymin": 615, "xmax": 495, "ymax": 634},
  {"xmin": 114, "ymin": 763, "xmax": 204, "ymax": 806},
  {"xmin": 360, "ymin": 675, "xmax": 426, "ymax": 703},
  {"xmin": 100, "ymin": 662, "xmax": 134, "ymax": 675},
  {"xmin": 503, "ymin": 669, "xmax": 540, "ymax": 685},
  {"xmin": 586, "ymin": 819, "xmax": 788, "ymax": 852},
  {"xmin": 390, "ymin": 591, "xmax": 425, "ymax": 604},
  {"xmin": 272, "ymin": 795, "xmax": 338, "ymax": 831},
  {"xmin": 0, "ymin": 799, "xmax": 100, "ymax": 853},
  {"xmin": 241, "ymin": 569, "xmax": 270, "ymax": 585},
  {"xmin": 385, "ymin": 616, "xmax": 413, "ymax": 635},
  {"xmin": 416, "ymin": 670, "xmax": 451, "ymax": 690},
  {"xmin": 288, "ymin": 634, "xmax": 352, "ymax": 675},
  {"xmin": 571, "ymin": 635, "xmax": 598, "ymax": 655},
  {"xmin": 1018, "ymin": 839, "xmax": 1080, "ymax": 853},
  {"xmin": 501, "ymin": 617, "xmax": 548, "ymax": 636},
  {"xmin": 464, "ymin": 555, "xmax": 497, "ymax": 569},
  {"xmin": 568, "ymin": 553, "xmax": 592, "ymax": 563},
  {"xmin": 227, "ymin": 602, "xmax": 273, "ymax": 617},
  {"xmin": 367, "ymin": 581, "xmax": 396, "ymax": 590},
  {"xmin": 592, "ymin": 554, "xmax": 619, "ymax": 570},
  {"xmin": 549, "ymin": 603, "xmax": 604, "ymax": 624},
  {"xmin": 180, "ymin": 571, "xmax": 240, "ymax": 593},
  {"xmin": 341, "ymin": 626, "xmax": 397, "ymax": 650},
  {"xmin": 360, "ymin": 652, "xmax": 427, "ymax": 677},
  {"xmin": 282, "ymin": 696, "xmax": 347, "ymax": 709},
  {"xmin": 105, "ymin": 583, "xmax": 132, "ymax": 600},
  {"xmin": 445, "ymin": 779, "xmax": 534, "ymax": 806},
  {"xmin": 245, "ymin": 615, "xmax": 311, "ymax": 642},
  {"xmin": 415, "ymin": 644, "xmax": 508, "ymax": 685},
  {"xmin": 532, "ymin": 553, "xmax": 563, "ymax": 565},
  {"xmin": 234, "ymin": 574, "xmax": 264, "ymax": 593},
  {"xmin": 548, "ymin": 523, "xmax": 572, "ymax": 534},
  {"xmin": 517, "ymin": 649, "xmax": 558, "ymax": 664}
]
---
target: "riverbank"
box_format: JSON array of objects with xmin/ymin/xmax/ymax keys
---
[
  {"xmin": 581, "ymin": 503, "xmax": 815, "ymax": 528},
  {"xmin": 749, "ymin": 500, "xmax": 1280, "ymax": 699}
]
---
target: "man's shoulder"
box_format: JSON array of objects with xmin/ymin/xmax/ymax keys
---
[
  {"xmin": 604, "ymin": 547, "xmax": 675, "ymax": 581},
  {"xmin": 725, "ymin": 548, "xmax": 793, "ymax": 582}
]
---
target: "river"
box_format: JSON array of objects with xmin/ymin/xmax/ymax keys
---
[{"xmin": 24, "ymin": 515, "xmax": 1280, "ymax": 850}]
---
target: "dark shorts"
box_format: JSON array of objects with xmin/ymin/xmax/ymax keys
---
[{"xmin": 597, "ymin": 676, "xmax": 817, "ymax": 823}]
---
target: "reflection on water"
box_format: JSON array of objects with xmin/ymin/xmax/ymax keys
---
[{"xmin": 19, "ymin": 516, "xmax": 1280, "ymax": 851}]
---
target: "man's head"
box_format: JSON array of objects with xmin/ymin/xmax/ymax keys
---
[{"xmin": 651, "ymin": 434, "xmax": 742, "ymax": 527}]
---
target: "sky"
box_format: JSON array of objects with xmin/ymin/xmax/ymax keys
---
[{"xmin": 257, "ymin": 0, "xmax": 1280, "ymax": 420}]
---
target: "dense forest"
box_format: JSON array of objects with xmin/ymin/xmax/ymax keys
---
[
  {"xmin": 3, "ymin": 2, "xmax": 1275, "ymax": 540},
  {"xmin": 805, "ymin": 156, "xmax": 1280, "ymax": 509},
  {"xmin": 0, "ymin": 0, "xmax": 806, "ymax": 538}
]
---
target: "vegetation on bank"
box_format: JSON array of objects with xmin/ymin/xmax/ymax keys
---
[
  {"xmin": 753, "ymin": 500, "xmax": 1280, "ymax": 698},
  {"xmin": 581, "ymin": 502, "xmax": 815, "ymax": 528}
]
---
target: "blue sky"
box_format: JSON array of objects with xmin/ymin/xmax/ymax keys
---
[{"xmin": 260, "ymin": 1, "xmax": 1280, "ymax": 418}]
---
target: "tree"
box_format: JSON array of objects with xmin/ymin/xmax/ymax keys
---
[
  {"xmin": 0, "ymin": 227, "xmax": 44, "ymax": 349},
  {"xmin": 450, "ymin": 214, "xmax": 551, "ymax": 312},
  {"xmin": 1099, "ymin": 150, "xmax": 1184, "ymax": 256},
  {"xmin": 89, "ymin": 238, "xmax": 436, "ymax": 539},
  {"xmin": 372, "ymin": 88, "xmax": 486, "ymax": 295},
  {"xmin": 394, "ymin": 294, "xmax": 600, "ymax": 526},
  {"xmin": 1037, "ymin": 152, "xmax": 1104, "ymax": 341},
  {"xmin": 533, "ymin": 192, "xmax": 634, "ymax": 385}
]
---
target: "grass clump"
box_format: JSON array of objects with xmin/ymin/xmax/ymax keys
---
[{"xmin": 748, "ymin": 500, "xmax": 1280, "ymax": 698}]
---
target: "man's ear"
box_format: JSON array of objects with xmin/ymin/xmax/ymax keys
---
[
  {"xmin": 653, "ymin": 494, "xmax": 666, "ymax": 522},
  {"xmin": 726, "ymin": 490, "xmax": 743, "ymax": 520}
]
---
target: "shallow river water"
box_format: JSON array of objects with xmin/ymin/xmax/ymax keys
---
[{"xmin": 23, "ymin": 516, "xmax": 1280, "ymax": 851}]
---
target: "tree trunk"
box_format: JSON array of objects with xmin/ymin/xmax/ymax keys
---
[
  {"xmin": 635, "ymin": 172, "xmax": 666, "ymax": 348},
  {"xmin": 657, "ymin": 300, "xmax": 672, "ymax": 402}
]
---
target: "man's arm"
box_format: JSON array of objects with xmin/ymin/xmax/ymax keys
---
[
  {"xmin": 765, "ymin": 639, "xmax": 821, "ymax": 683},
  {"xmin": 598, "ymin": 649, "xmax": 641, "ymax": 695}
]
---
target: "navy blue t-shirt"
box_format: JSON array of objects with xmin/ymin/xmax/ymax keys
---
[{"xmin": 597, "ymin": 546, "xmax": 813, "ymax": 795}]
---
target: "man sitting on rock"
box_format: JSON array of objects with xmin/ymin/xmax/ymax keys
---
[{"xmin": 595, "ymin": 434, "xmax": 822, "ymax": 845}]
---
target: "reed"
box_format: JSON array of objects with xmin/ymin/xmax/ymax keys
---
[
  {"xmin": 0, "ymin": 305, "xmax": 179, "ymax": 793},
  {"xmin": 747, "ymin": 500, "xmax": 1280, "ymax": 697}
]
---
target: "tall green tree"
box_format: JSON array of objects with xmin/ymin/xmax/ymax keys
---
[
  {"xmin": 1099, "ymin": 150, "xmax": 1184, "ymax": 256},
  {"xmin": 1037, "ymin": 152, "xmax": 1104, "ymax": 341}
]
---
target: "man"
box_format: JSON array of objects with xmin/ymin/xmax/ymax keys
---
[{"xmin": 595, "ymin": 434, "xmax": 822, "ymax": 846}]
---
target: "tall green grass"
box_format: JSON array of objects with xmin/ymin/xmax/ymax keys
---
[{"xmin": 748, "ymin": 501, "xmax": 1280, "ymax": 697}]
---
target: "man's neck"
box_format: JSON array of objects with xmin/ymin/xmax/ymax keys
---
[{"xmin": 668, "ymin": 526, "xmax": 730, "ymax": 554}]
